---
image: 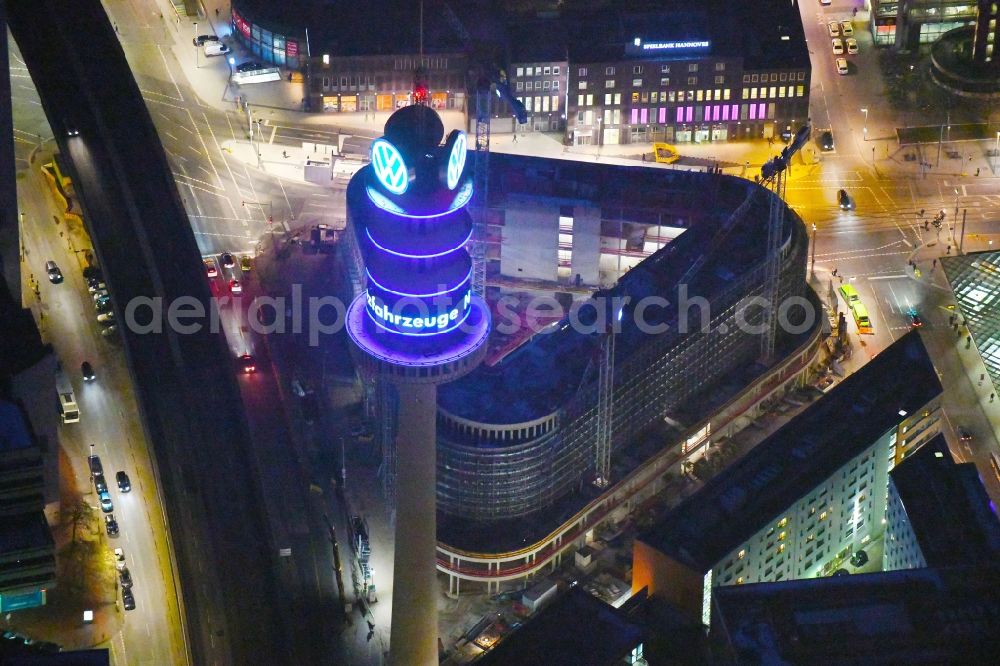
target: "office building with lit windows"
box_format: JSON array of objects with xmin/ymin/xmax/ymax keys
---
[
  {"xmin": 556, "ymin": 0, "xmax": 810, "ymax": 145},
  {"xmin": 869, "ymin": 0, "xmax": 984, "ymax": 50},
  {"xmin": 632, "ymin": 332, "xmax": 943, "ymax": 625}
]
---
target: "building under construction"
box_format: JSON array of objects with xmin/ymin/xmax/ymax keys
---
[{"xmin": 343, "ymin": 153, "xmax": 819, "ymax": 586}]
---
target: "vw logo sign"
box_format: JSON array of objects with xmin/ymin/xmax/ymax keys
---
[
  {"xmin": 371, "ymin": 139, "xmax": 409, "ymax": 195},
  {"xmin": 446, "ymin": 131, "xmax": 468, "ymax": 190}
]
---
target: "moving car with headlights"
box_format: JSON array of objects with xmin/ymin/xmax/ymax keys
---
[
  {"xmin": 838, "ymin": 189, "xmax": 853, "ymax": 210},
  {"xmin": 105, "ymin": 514, "xmax": 119, "ymax": 537},
  {"xmin": 116, "ymin": 471, "xmax": 131, "ymax": 493},
  {"xmin": 45, "ymin": 260, "xmax": 63, "ymax": 283},
  {"xmin": 238, "ymin": 354, "xmax": 256, "ymax": 374}
]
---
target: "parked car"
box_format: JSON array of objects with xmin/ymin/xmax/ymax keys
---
[
  {"xmin": 46, "ymin": 260, "xmax": 63, "ymax": 283},
  {"xmin": 230, "ymin": 279, "xmax": 242, "ymax": 295},
  {"xmin": 88, "ymin": 454, "xmax": 103, "ymax": 476},
  {"xmin": 240, "ymin": 255, "xmax": 252, "ymax": 272},
  {"xmin": 96, "ymin": 300, "xmax": 114, "ymax": 313},
  {"xmin": 94, "ymin": 472, "xmax": 107, "ymax": 494},
  {"xmin": 827, "ymin": 21, "xmax": 841, "ymax": 37},
  {"xmin": 119, "ymin": 566, "xmax": 133, "ymax": 589},
  {"xmin": 105, "ymin": 514, "xmax": 119, "ymax": 537},
  {"xmin": 204, "ymin": 43, "xmax": 230, "ymax": 57},
  {"xmin": 850, "ymin": 549, "xmax": 868, "ymax": 567},
  {"xmin": 193, "ymin": 34, "xmax": 219, "ymax": 46},
  {"xmin": 204, "ymin": 259, "xmax": 218, "ymax": 277},
  {"xmin": 221, "ymin": 252, "xmax": 235, "ymax": 268},
  {"xmin": 88, "ymin": 278, "xmax": 106, "ymax": 293},
  {"xmin": 819, "ymin": 131, "xmax": 834, "ymax": 151},
  {"xmin": 97, "ymin": 311, "xmax": 115, "ymax": 325},
  {"xmin": 846, "ymin": 37, "xmax": 859, "ymax": 54},
  {"xmin": 114, "ymin": 547, "xmax": 126, "ymax": 570},
  {"xmin": 832, "ymin": 38, "xmax": 844, "ymax": 55},
  {"xmin": 122, "ymin": 588, "xmax": 136, "ymax": 611},
  {"xmin": 94, "ymin": 294, "xmax": 111, "ymax": 309},
  {"xmin": 92, "ymin": 289, "xmax": 109, "ymax": 302},
  {"xmin": 101, "ymin": 325, "xmax": 118, "ymax": 338},
  {"xmin": 841, "ymin": 20, "xmax": 854, "ymax": 37},
  {"xmin": 116, "ymin": 471, "xmax": 131, "ymax": 493},
  {"xmin": 836, "ymin": 58, "xmax": 849, "ymax": 75},
  {"xmin": 98, "ymin": 490, "xmax": 114, "ymax": 513},
  {"xmin": 236, "ymin": 61, "xmax": 265, "ymax": 73}
]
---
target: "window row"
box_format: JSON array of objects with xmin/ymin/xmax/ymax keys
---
[
  {"xmin": 516, "ymin": 80, "xmax": 560, "ymax": 91},
  {"xmin": 742, "ymin": 85, "xmax": 806, "ymax": 100},
  {"xmin": 516, "ymin": 65, "xmax": 561, "ymax": 77},
  {"xmin": 743, "ymin": 71, "xmax": 806, "ymax": 83}
]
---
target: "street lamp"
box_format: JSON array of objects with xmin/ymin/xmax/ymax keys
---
[
  {"xmin": 994, "ymin": 131, "xmax": 999, "ymax": 174},
  {"xmin": 810, "ymin": 223, "xmax": 817, "ymax": 276},
  {"xmin": 193, "ymin": 22, "xmax": 199, "ymax": 68},
  {"xmin": 861, "ymin": 107, "xmax": 868, "ymax": 141}
]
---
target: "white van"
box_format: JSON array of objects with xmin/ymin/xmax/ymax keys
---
[{"xmin": 204, "ymin": 42, "xmax": 230, "ymax": 57}]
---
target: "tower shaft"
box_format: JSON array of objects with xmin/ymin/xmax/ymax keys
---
[{"xmin": 389, "ymin": 383, "xmax": 439, "ymax": 666}]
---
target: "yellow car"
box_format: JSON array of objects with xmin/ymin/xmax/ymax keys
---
[{"xmin": 240, "ymin": 255, "xmax": 252, "ymax": 272}]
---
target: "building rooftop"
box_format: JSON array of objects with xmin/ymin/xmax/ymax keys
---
[
  {"xmin": 475, "ymin": 585, "xmax": 643, "ymax": 666},
  {"xmin": 637, "ymin": 332, "xmax": 943, "ymax": 572},
  {"xmin": 439, "ymin": 156, "xmax": 797, "ymax": 426},
  {"xmin": 233, "ymin": 0, "xmax": 473, "ymax": 56},
  {"xmin": 890, "ymin": 434, "xmax": 1000, "ymax": 568},
  {"xmin": 0, "ymin": 400, "xmax": 33, "ymax": 452},
  {"xmin": 0, "ymin": 511, "xmax": 53, "ymax": 556},
  {"xmin": 942, "ymin": 251, "xmax": 1000, "ymax": 393},
  {"xmin": 553, "ymin": 0, "xmax": 809, "ymax": 69},
  {"xmin": 712, "ymin": 566, "xmax": 1000, "ymax": 664}
]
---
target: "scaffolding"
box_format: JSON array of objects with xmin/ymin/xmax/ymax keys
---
[
  {"xmin": 472, "ymin": 85, "xmax": 490, "ymax": 297},
  {"xmin": 759, "ymin": 168, "xmax": 786, "ymax": 363},
  {"xmin": 593, "ymin": 322, "xmax": 617, "ymax": 488}
]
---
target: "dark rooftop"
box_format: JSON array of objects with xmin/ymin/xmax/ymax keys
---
[
  {"xmin": 0, "ymin": 400, "xmax": 33, "ymax": 452},
  {"xmin": 712, "ymin": 566, "xmax": 1000, "ymax": 664},
  {"xmin": 0, "ymin": 511, "xmax": 53, "ymax": 555},
  {"xmin": 233, "ymin": 0, "xmax": 468, "ymax": 56},
  {"xmin": 554, "ymin": 0, "xmax": 809, "ymax": 69},
  {"xmin": 638, "ymin": 332, "xmax": 943, "ymax": 572},
  {"xmin": 890, "ymin": 434, "xmax": 1000, "ymax": 568},
  {"xmin": 475, "ymin": 585, "xmax": 643, "ymax": 666},
  {"xmin": 439, "ymin": 155, "xmax": 795, "ymax": 426}
]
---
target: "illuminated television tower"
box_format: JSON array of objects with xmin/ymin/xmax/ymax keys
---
[{"xmin": 345, "ymin": 105, "xmax": 490, "ymax": 665}]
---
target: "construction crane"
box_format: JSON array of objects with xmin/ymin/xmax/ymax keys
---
[{"xmin": 440, "ymin": 2, "xmax": 527, "ymax": 296}]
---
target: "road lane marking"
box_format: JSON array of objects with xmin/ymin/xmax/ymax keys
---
[
  {"xmin": 155, "ymin": 45, "xmax": 184, "ymax": 102},
  {"xmin": 269, "ymin": 125, "xmax": 277, "ymax": 145}
]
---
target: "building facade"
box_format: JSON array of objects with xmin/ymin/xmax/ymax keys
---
[
  {"xmin": 565, "ymin": 55, "xmax": 809, "ymax": 146},
  {"xmin": 308, "ymin": 53, "xmax": 467, "ymax": 114},
  {"xmin": 508, "ymin": 61, "xmax": 569, "ymax": 133},
  {"xmin": 632, "ymin": 333, "xmax": 944, "ymax": 624},
  {"xmin": 869, "ymin": 0, "xmax": 980, "ymax": 49},
  {"xmin": 230, "ymin": 2, "xmax": 307, "ymax": 70}
]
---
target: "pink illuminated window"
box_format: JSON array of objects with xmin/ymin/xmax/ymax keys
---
[
  {"xmin": 712, "ymin": 105, "xmax": 720, "ymax": 121},
  {"xmin": 640, "ymin": 108, "xmax": 648, "ymax": 123},
  {"xmin": 749, "ymin": 104, "xmax": 757, "ymax": 120},
  {"xmin": 758, "ymin": 103, "xmax": 766, "ymax": 119},
  {"xmin": 630, "ymin": 108, "xmax": 639, "ymax": 124},
  {"xmin": 722, "ymin": 105, "xmax": 729, "ymax": 121},
  {"xmin": 685, "ymin": 106, "xmax": 693, "ymax": 122},
  {"xmin": 731, "ymin": 104, "xmax": 739, "ymax": 119},
  {"xmin": 676, "ymin": 107, "xmax": 684, "ymax": 123},
  {"xmin": 659, "ymin": 107, "xmax": 666, "ymax": 123}
]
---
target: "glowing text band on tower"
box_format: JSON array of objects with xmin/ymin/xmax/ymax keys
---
[{"xmin": 365, "ymin": 289, "xmax": 472, "ymax": 335}]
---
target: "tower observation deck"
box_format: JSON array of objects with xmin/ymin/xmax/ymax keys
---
[{"xmin": 345, "ymin": 105, "xmax": 490, "ymax": 665}]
